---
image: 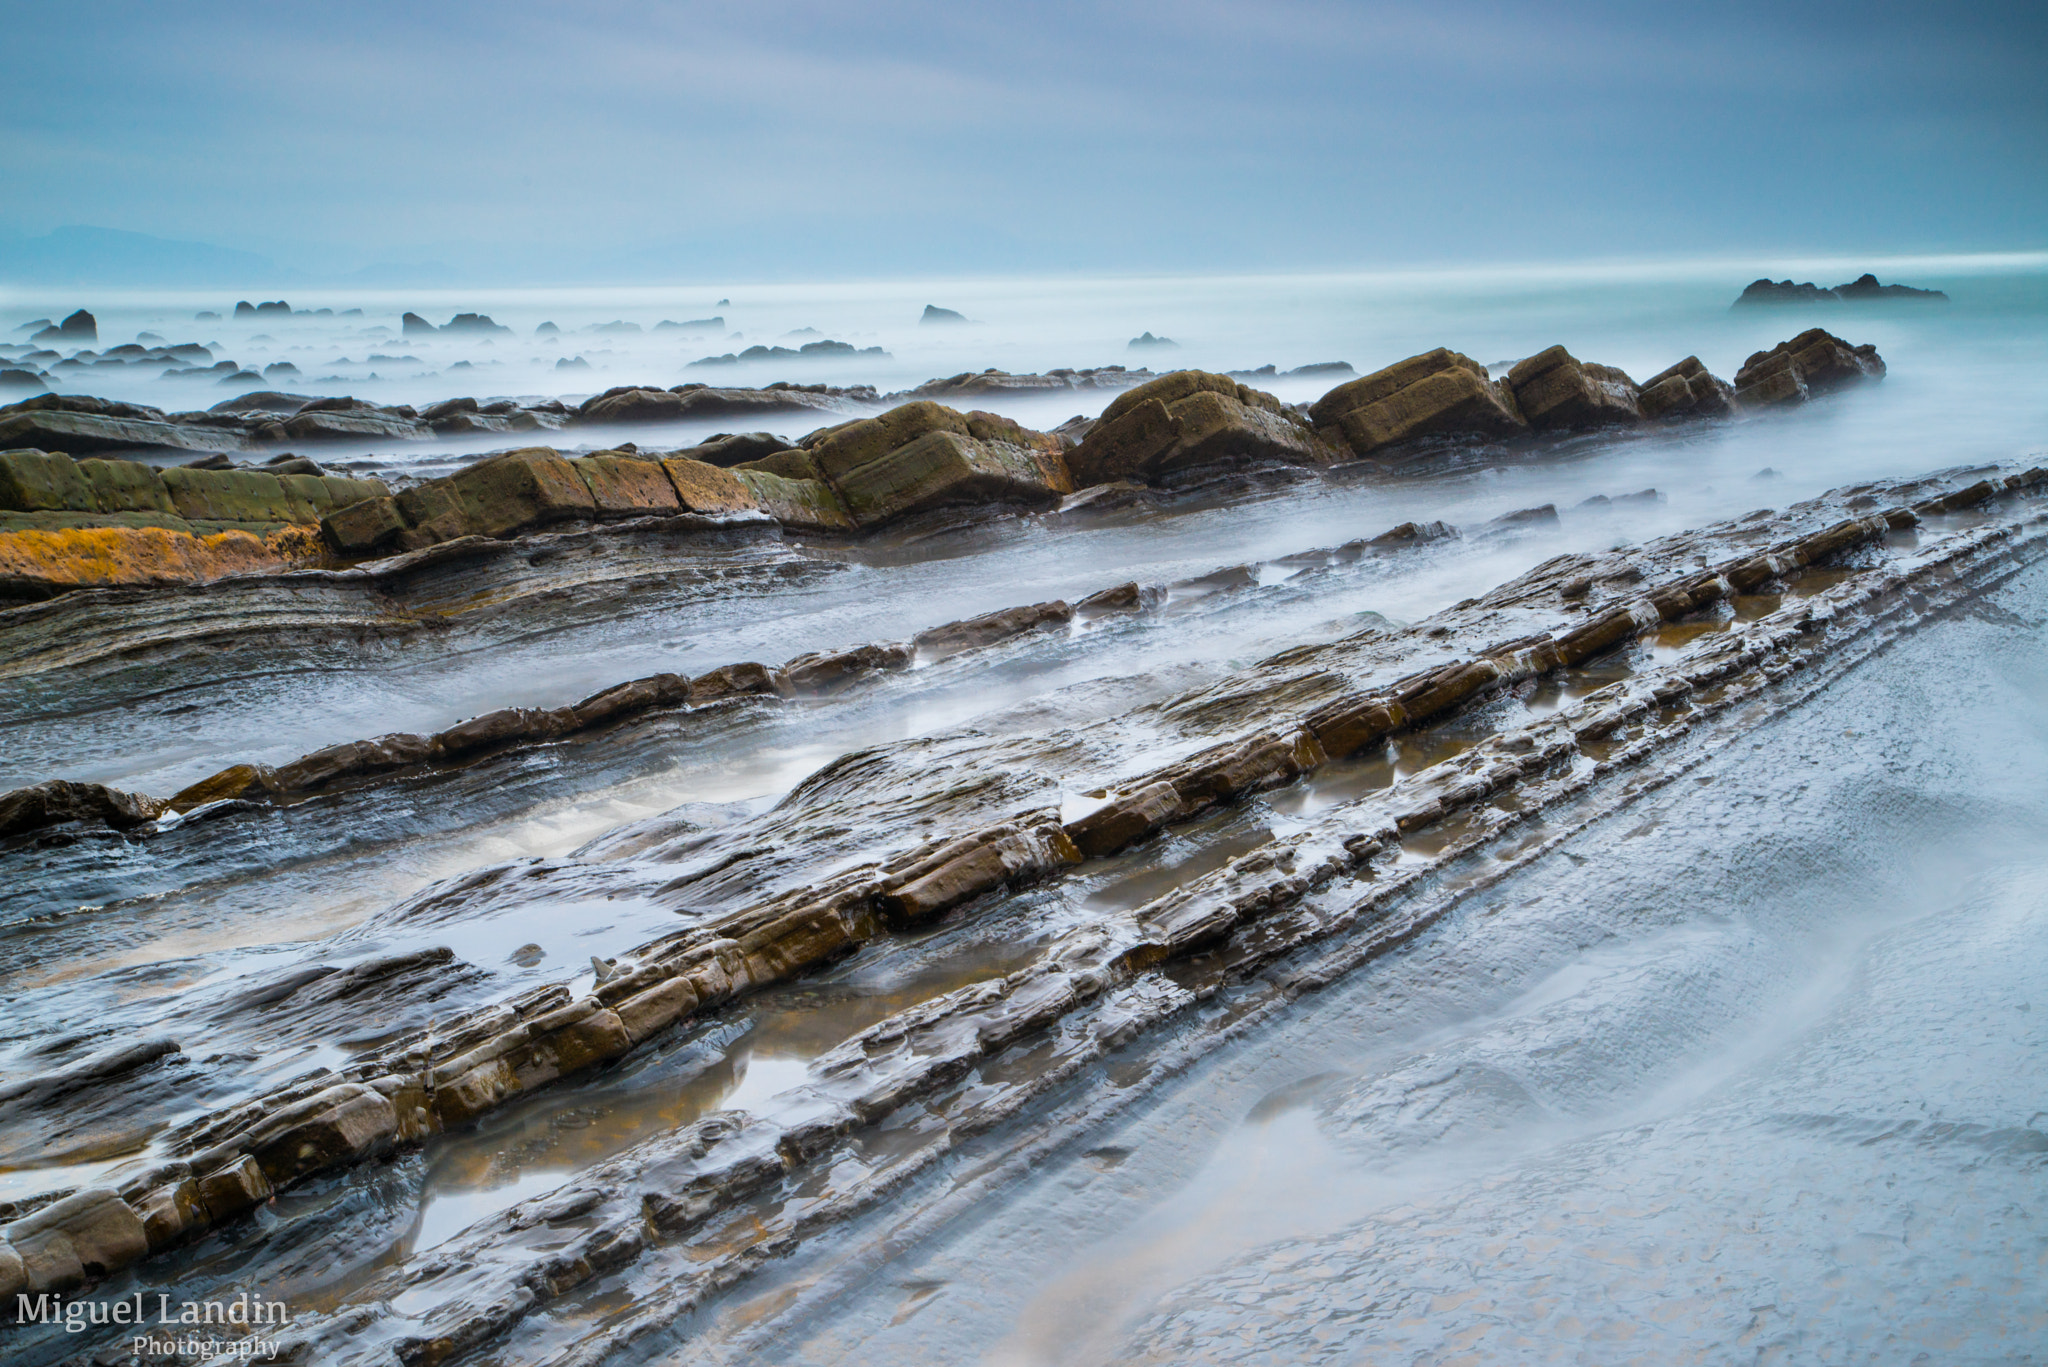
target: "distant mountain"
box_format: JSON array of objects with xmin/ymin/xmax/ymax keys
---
[{"xmin": 0, "ymin": 225, "xmax": 299, "ymax": 287}]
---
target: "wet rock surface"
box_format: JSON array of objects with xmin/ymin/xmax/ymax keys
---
[
  {"xmin": 4, "ymin": 453, "xmax": 2040, "ymax": 1360},
  {"xmin": 0, "ymin": 328, "xmax": 1959, "ymax": 1366}
]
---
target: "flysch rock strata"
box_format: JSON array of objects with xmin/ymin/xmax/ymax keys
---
[
  {"xmin": 217, "ymin": 468, "xmax": 2048, "ymax": 1366},
  {"xmin": 7, "ymin": 461, "xmax": 2035, "ymax": 1334},
  {"xmin": 0, "ymin": 515, "xmax": 1461, "ymax": 839},
  {"xmin": 0, "ymin": 331, "xmax": 1883, "ymax": 599}
]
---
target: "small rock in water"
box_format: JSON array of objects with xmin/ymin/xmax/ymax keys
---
[
  {"xmin": 508, "ymin": 943, "xmax": 545, "ymax": 967},
  {"xmin": 1128, "ymin": 331, "xmax": 1177, "ymax": 350},
  {"xmin": 1752, "ymin": 467, "xmax": 1781, "ymax": 480},
  {"xmin": 921, "ymin": 305, "xmax": 968, "ymax": 325}
]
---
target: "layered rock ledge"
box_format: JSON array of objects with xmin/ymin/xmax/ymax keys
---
[{"xmin": 0, "ymin": 329, "xmax": 1886, "ymax": 596}]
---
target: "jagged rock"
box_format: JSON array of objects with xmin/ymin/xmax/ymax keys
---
[
  {"xmin": 1308, "ymin": 349, "xmax": 1526, "ymax": 458},
  {"xmin": 431, "ymin": 706, "xmax": 576, "ymax": 760},
  {"xmin": 166, "ymin": 764, "xmax": 281, "ymax": 813},
  {"xmin": 804, "ymin": 402, "xmax": 1070, "ymax": 529},
  {"xmin": 571, "ymin": 674, "xmax": 691, "ymax": 728},
  {"xmin": 915, "ymin": 599, "xmax": 1072, "ymax": 652},
  {"xmin": 1076, "ymin": 580, "xmax": 1146, "ymax": 612},
  {"xmin": 1734, "ymin": 329, "xmax": 1886, "ymax": 408},
  {"xmin": 401, "ymin": 311, "xmax": 436, "ymax": 336},
  {"xmin": 1506, "ymin": 346, "xmax": 1642, "ymax": 430},
  {"xmin": 690, "ymin": 661, "xmax": 786, "ymax": 702},
  {"xmin": 921, "ymin": 305, "xmax": 968, "ymax": 324},
  {"xmin": 1636, "ymin": 356, "xmax": 1736, "ymax": 420},
  {"xmin": 782, "ymin": 642, "xmax": 914, "ymax": 694},
  {"xmin": 0, "ymin": 779, "xmax": 168, "ymax": 837},
  {"xmin": 1128, "ymin": 331, "xmax": 1177, "ymax": 350},
  {"xmin": 272, "ymin": 733, "xmax": 433, "ymax": 793},
  {"xmin": 1067, "ymin": 372, "xmax": 1337, "ymax": 486}
]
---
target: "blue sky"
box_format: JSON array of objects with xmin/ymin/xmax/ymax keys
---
[{"xmin": 3, "ymin": 0, "xmax": 2042, "ymax": 282}]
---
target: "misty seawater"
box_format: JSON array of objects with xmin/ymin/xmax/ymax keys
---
[
  {"xmin": 4, "ymin": 252, "xmax": 2047, "ymax": 1367},
  {"xmin": 4, "ymin": 254, "xmax": 2045, "ymax": 801}
]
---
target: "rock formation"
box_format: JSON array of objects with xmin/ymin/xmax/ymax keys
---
[
  {"xmin": 1067, "ymin": 371, "xmax": 1337, "ymax": 484},
  {"xmin": 1309, "ymin": 349, "xmax": 1524, "ymax": 458},
  {"xmin": 1734, "ymin": 274, "xmax": 1948, "ymax": 306},
  {"xmin": 1733, "ymin": 328, "xmax": 1886, "ymax": 407}
]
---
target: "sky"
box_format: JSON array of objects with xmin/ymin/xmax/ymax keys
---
[{"xmin": 2, "ymin": 0, "xmax": 2043, "ymax": 284}]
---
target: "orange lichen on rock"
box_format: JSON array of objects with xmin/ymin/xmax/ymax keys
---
[{"xmin": 0, "ymin": 523, "xmax": 318, "ymax": 593}]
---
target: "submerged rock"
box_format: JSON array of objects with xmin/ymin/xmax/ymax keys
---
[
  {"xmin": 28, "ymin": 310, "xmax": 96, "ymax": 345},
  {"xmin": 894, "ymin": 367, "xmax": 1154, "ymax": 403},
  {"xmin": 1068, "ymin": 371, "xmax": 1338, "ymax": 486},
  {"xmin": 1308, "ymin": 349, "xmax": 1525, "ymax": 458},
  {"xmin": 1733, "ymin": 328, "xmax": 1886, "ymax": 407},
  {"xmin": 576, "ymin": 384, "xmax": 862, "ymax": 427}
]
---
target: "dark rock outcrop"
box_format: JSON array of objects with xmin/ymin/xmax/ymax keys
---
[
  {"xmin": 1734, "ymin": 274, "xmax": 1947, "ymax": 306},
  {"xmin": 0, "ymin": 780, "xmax": 167, "ymax": 839},
  {"xmin": 921, "ymin": 306, "xmax": 968, "ymax": 325},
  {"xmin": 1308, "ymin": 349, "xmax": 1525, "ymax": 458},
  {"xmin": 1128, "ymin": 332, "xmax": 1177, "ymax": 350},
  {"xmin": 29, "ymin": 310, "xmax": 96, "ymax": 345},
  {"xmin": 688, "ymin": 341, "xmax": 889, "ymax": 368},
  {"xmin": 1733, "ymin": 329, "xmax": 1886, "ymax": 408}
]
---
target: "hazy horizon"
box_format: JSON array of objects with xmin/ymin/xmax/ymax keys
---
[{"xmin": 4, "ymin": 0, "xmax": 2042, "ymax": 286}]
